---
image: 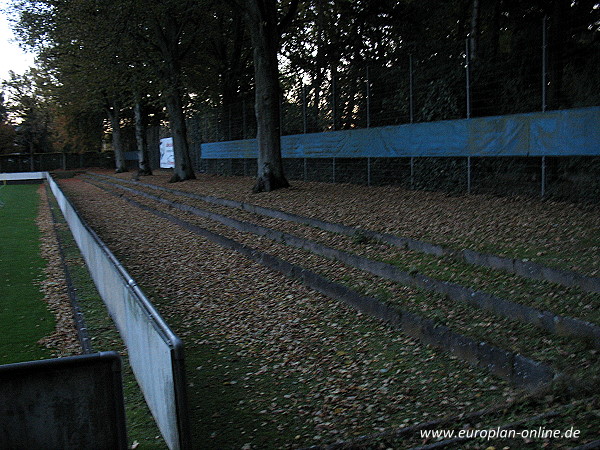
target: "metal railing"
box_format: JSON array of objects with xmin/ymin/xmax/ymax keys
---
[{"xmin": 0, "ymin": 171, "xmax": 192, "ymax": 450}]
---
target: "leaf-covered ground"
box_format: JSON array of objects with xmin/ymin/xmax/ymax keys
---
[{"xmin": 47, "ymin": 170, "xmax": 599, "ymax": 449}]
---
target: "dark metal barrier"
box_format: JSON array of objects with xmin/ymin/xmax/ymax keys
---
[{"xmin": 0, "ymin": 352, "xmax": 127, "ymax": 450}]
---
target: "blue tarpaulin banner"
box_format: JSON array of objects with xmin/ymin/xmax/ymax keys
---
[{"xmin": 200, "ymin": 106, "xmax": 600, "ymax": 159}]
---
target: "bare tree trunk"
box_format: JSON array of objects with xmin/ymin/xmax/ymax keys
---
[
  {"xmin": 246, "ymin": 0, "xmax": 289, "ymax": 192},
  {"xmin": 106, "ymin": 100, "xmax": 127, "ymax": 173},
  {"xmin": 165, "ymin": 89, "xmax": 195, "ymax": 182},
  {"xmin": 134, "ymin": 98, "xmax": 152, "ymax": 176},
  {"xmin": 153, "ymin": 17, "xmax": 196, "ymax": 182}
]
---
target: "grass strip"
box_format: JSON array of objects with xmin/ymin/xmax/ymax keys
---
[{"xmin": 0, "ymin": 184, "xmax": 54, "ymax": 365}]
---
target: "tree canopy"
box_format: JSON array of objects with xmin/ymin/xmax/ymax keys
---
[{"xmin": 5, "ymin": 0, "xmax": 599, "ymax": 185}]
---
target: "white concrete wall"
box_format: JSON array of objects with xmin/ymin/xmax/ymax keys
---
[
  {"xmin": 0, "ymin": 172, "xmax": 46, "ymax": 181},
  {"xmin": 41, "ymin": 173, "xmax": 189, "ymax": 449}
]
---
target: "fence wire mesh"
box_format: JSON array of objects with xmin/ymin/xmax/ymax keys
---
[{"xmin": 187, "ymin": 18, "xmax": 597, "ymax": 144}]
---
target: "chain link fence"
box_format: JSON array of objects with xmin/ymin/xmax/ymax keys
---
[
  {"xmin": 0, "ymin": 152, "xmax": 115, "ymax": 173},
  {"xmin": 192, "ymin": 19, "xmax": 598, "ymax": 142},
  {"xmin": 4, "ymin": 18, "xmax": 597, "ymax": 203},
  {"xmin": 181, "ymin": 17, "xmax": 599, "ymax": 203},
  {"xmin": 196, "ymin": 155, "xmax": 600, "ymax": 202}
]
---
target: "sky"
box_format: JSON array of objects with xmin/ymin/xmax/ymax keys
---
[{"xmin": 0, "ymin": 0, "xmax": 36, "ymax": 84}]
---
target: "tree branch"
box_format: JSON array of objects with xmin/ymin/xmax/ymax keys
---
[{"xmin": 277, "ymin": 0, "xmax": 301, "ymax": 37}]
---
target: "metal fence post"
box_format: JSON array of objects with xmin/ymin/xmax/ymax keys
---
[
  {"xmin": 331, "ymin": 71, "xmax": 337, "ymax": 131},
  {"xmin": 204, "ymin": 115, "xmax": 208, "ymax": 142},
  {"xmin": 242, "ymin": 99, "xmax": 246, "ymax": 139},
  {"xmin": 304, "ymin": 157, "xmax": 307, "ymax": 182},
  {"xmin": 541, "ymin": 156, "xmax": 546, "ymax": 198},
  {"xmin": 302, "ymin": 83, "xmax": 307, "ymax": 134},
  {"xmin": 542, "ymin": 16, "xmax": 548, "ymax": 112},
  {"xmin": 366, "ymin": 66, "xmax": 371, "ymax": 128},
  {"xmin": 215, "ymin": 111, "xmax": 220, "ymax": 142},
  {"xmin": 465, "ymin": 39, "xmax": 471, "ymax": 119},
  {"xmin": 467, "ymin": 156, "xmax": 472, "ymax": 194},
  {"xmin": 228, "ymin": 104, "xmax": 232, "ymax": 141},
  {"xmin": 410, "ymin": 156, "xmax": 415, "ymax": 189},
  {"xmin": 409, "ymin": 54, "xmax": 414, "ymax": 123},
  {"xmin": 332, "ymin": 157, "xmax": 336, "ymax": 183},
  {"xmin": 198, "ymin": 115, "xmax": 203, "ymax": 169},
  {"xmin": 279, "ymin": 90, "xmax": 284, "ymax": 136}
]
